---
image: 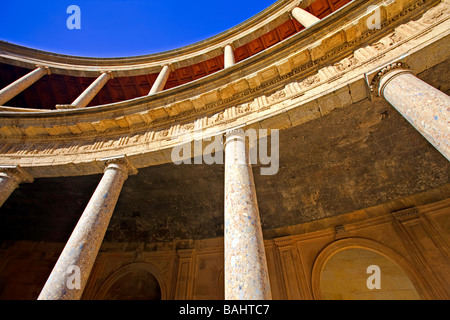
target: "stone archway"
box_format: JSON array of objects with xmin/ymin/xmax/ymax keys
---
[
  {"xmin": 310, "ymin": 238, "xmax": 431, "ymax": 300},
  {"xmin": 93, "ymin": 263, "xmax": 166, "ymax": 300}
]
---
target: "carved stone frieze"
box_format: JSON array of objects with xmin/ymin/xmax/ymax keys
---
[{"xmin": 0, "ymin": 0, "xmax": 448, "ymax": 175}]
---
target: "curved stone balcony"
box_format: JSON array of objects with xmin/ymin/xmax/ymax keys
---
[
  {"xmin": 0, "ymin": 0, "xmax": 449, "ymax": 301},
  {"xmin": 0, "ymin": 0, "xmax": 447, "ymax": 178}
]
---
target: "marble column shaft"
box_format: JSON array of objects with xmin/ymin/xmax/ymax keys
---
[
  {"xmin": 0, "ymin": 66, "xmax": 49, "ymax": 106},
  {"xmin": 71, "ymin": 72, "xmax": 111, "ymax": 108},
  {"xmin": 224, "ymin": 44, "xmax": 236, "ymax": 69},
  {"xmin": 224, "ymin": 129, "xmax": 272, "ymax": 300},
  {"xmin": 37, "ymin": 158, "xmax": 134, "ymax": 300},
  {"xmin": 0, "ymin": 165, "xmax": 33, "ymax": 207},
  {"xmin": 379, "ymin": 69, "xmax": 450, "ymax": 161},
  {"xmin": 291, "ymin": 7, "xmax": 320, "ymax": 28},
  {"xmin": 148, "ymin": 64, "xmax": 171, "ymax": 95}
]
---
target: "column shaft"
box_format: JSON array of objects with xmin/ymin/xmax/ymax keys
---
[
  {"xmin": 148, "ymin": 65, "xmax": 171, "ymax": 95},
  {"xmin": 379, "ymin": 69, "xmax": 450, "ymax": 160},
  {"xmin": 224, "ymin": 44, "xmax": 235, "ymax": 69},
  {"xmin": 224, "ymin": 129, "xmax": 272, "ymax": 300},
  {"xmin": 291, "ymin": 7, "xmax": 320, "ymax": 28},
  {"xmin": 71, "ymin": 72, "xmax": 111, "ymax": 108},
  {"xmin": 37, "ymin": 158, "xmax": 134, "ymax": 300},
  {"xmin": 0, "ymin": 67, "xmax": 48, "ymax": 106},
  {"xmin": 0, "ymin": 165, "xmax": 33, "ymax": 207}
]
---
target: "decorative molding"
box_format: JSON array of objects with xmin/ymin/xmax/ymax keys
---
[
  {"xmin": 274, "ymin": 236, "xmax": 294, "ymax": 247},
  {"xmin": 392, "ymin": 207, "xmax": 420, "ymax": 222},
  {"xmin": 369, "ymin": 61, "xmax": 412, "ymax": 95},
  {"xmin": 0, "ymin": 0, "xmax": 447, "ymax": 175},
  {"xmin": 35, "ymin": 65, "xmax": 51, "ymax": 75},
  {"xmin": 99, "ymin": 155, "xmax": 138, "ymax": 176},
  {"xmin": 0, "ymin": 165, "xmax": 34, "ymax": 183},
  {"xmin": 334, "ymin": 224, "xmax": 350, "ymax": 238}
]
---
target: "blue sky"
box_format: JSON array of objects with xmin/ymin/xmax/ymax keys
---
[{"xmin": 0, "ymin": 0, "xmax": 277, "ymax": 58}]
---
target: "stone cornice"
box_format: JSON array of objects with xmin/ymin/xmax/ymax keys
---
[
  {"xmin": 0, "ymin": 165, "xmax": 34, "ymax": 183},
  {"xmin": 0, "ymin": 0, "xmax": 448, "ymax": 177},
  {"xmin": 0, "ymin": 0, "xmax": 442, "ymax": 124}
]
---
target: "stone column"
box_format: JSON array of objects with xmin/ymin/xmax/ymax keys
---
[
  {"xmin": 37, "ymin": 156, "xmax": 137, "ymax": 300},
  {"xmin": 224, "ymin": 44, "xmax": 236, "ymax": 69},
  {"xmin": 291, "ymin": 7, "xmax": 320, "ymax": 27},
  {"xmin": 224, "ymin": 129, "xmax": 272, "ymax": 300},
  {"xmin": 372, "ymin": 62, "xmax": 450, "ymax": 161},
  {"xmin": 0, "ymin": 66, "xmax": 49, "ymax": 106},
  {"xmin": 56, "ymin": 72, "xmax": 111, "ymax": 109},
  {"xmin": 148, "ymin": 64, "xmax": 172, "ymax": 95},
  {"xmin": 73, "ymin": 72, "xmax": 111, "ymax": 108},
  {"xmin": 0, "ymin": 165, "xmax": 33, "ymax": 207}
]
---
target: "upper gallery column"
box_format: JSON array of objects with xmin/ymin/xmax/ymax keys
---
[
  {"xmin": 224, "ymin": 129, "xmax": 272, "ymax": 300},
  {"xmin": 371, "ymin": 62, "xmax": 450, "ymax": 161},
  {"xmin": 0, "ymin": 165, "xmax": 33, "ymax": 207},
  {"xmin": 37, "ymin": 156, "xmax": 137, "ymax": 300},
  {"xmin": 148, "ymin": 64, "xmax": 172, "ymax": 95},
  {"xmin": 57, "ymin": 72, "xmax": 112, "ymax": 109},
  {"xmin": 0, "ymin": 66, "xmax": 50, "ymax": 106},
  {"xmin": 224, "ymin": 44, "xmax": 236, "ymax": 69},
  {"xmin": 291, "ymin": 7, "xmax": 320, "ymax": 28}
]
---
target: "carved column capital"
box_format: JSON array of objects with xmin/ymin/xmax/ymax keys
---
[
  {"xmin": 224, "ymin": 127, "xmax": 246, "ymax": 139},
  {"xmin": 274, "ymin": 236, "xmax": 294, "ymax": 248},
  {"xmin": 370, "ymin": 62, "xmax": 412, "ymax": 96},
  {"xmin": 101, "ymin": 70, "xmax": 114, "ymax": 80},
  {"xmin": 98, "ymin": 155, "xmax": 138, "ymax": 176},
  {"xmin": 0, "ymin": 165, "xmax": 34, "ymax": 206},
  {"xmin": 0, "ymin": 165, "xmax": 34, "ymax": 184},
  {"xmin": 392, "ymin": 207, "xmax": 420, "ymax": 222},
  {"xmin": 35, "ymin": 65, "xmax": 51, "ymax": 75}
]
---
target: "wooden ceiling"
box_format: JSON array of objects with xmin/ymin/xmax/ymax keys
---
[{"xmin": 0, "ymin": 0, "xmax": 351, "ymax": 110}]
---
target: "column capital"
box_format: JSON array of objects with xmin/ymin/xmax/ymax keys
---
[
  {"xmin": 35, "ymin": 65, "xmax": 51, "ymax": 75},
  {"xmin": 161, "ymin": 63, "xmax": 175, "ymax": 72},
  {"xmin": 273, "ymin": 236, "xmax": 294, "ymax": 248},
  {"xmin": 100, "ymin": 71, "xmax": 114, "ymax": 80},
  {"xmin": 392, "ymin": 207, "xmax": 420, "ymax": 222},
  {"xmin": 177, "ymin": 248, "xmax": 195, "ymax": 259},
  {"xmin": 0, "ymin": 165, "xmax": 34, "ymax": 184},
  {"xmin": 224, "ymin": 128, "xmax": 246, "ymax": 146},
  {"xmin": 223, "ymin": 43, "xmax": 235, "ymax": 51},
  {"xmin": 370, "ymin": 62, "xmax": 412, "ymax": 96},
  {"xmin": 98, "ymin": 155, "xmax": 138, "ymax": 176},
  {"xmin": 225, "ymin": 127, "xmax": 245, "ymax": 136}
]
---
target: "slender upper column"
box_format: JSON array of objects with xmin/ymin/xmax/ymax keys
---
[
  {"xmin": 148, "ymin": 64, "xmax": 172, "ymax": 95},
  {"xmin": 73, "ymin": 72, "xmax": 112, "ymax": 108},
  {"xmin": 56, "ymin": 72, "xmax": 112, "ymax": 109},
  {"xmin": 291, "ymin": 7, "xmax": 320, "ymax": 27},
  {"xmin": 224, "ymin": 44, "xmax": 236, "ymax": 69},
  {"xmin": 0, "ymin": 66, "xmax": 49, "ymax": 106},
  {"xmin": 224, "ymin": 129, "xmax": 272, "ymax": 300},
  {"xmin": 372, "ymin": 62, "xmax": 450, "ymax": 161},
  {"xmin": 0, "ymin": 165, "xmax": 34, "ymax": 207},
  {"xmin": 37, "ymin": 156, "xmax": 137, "ymax": 300}
]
